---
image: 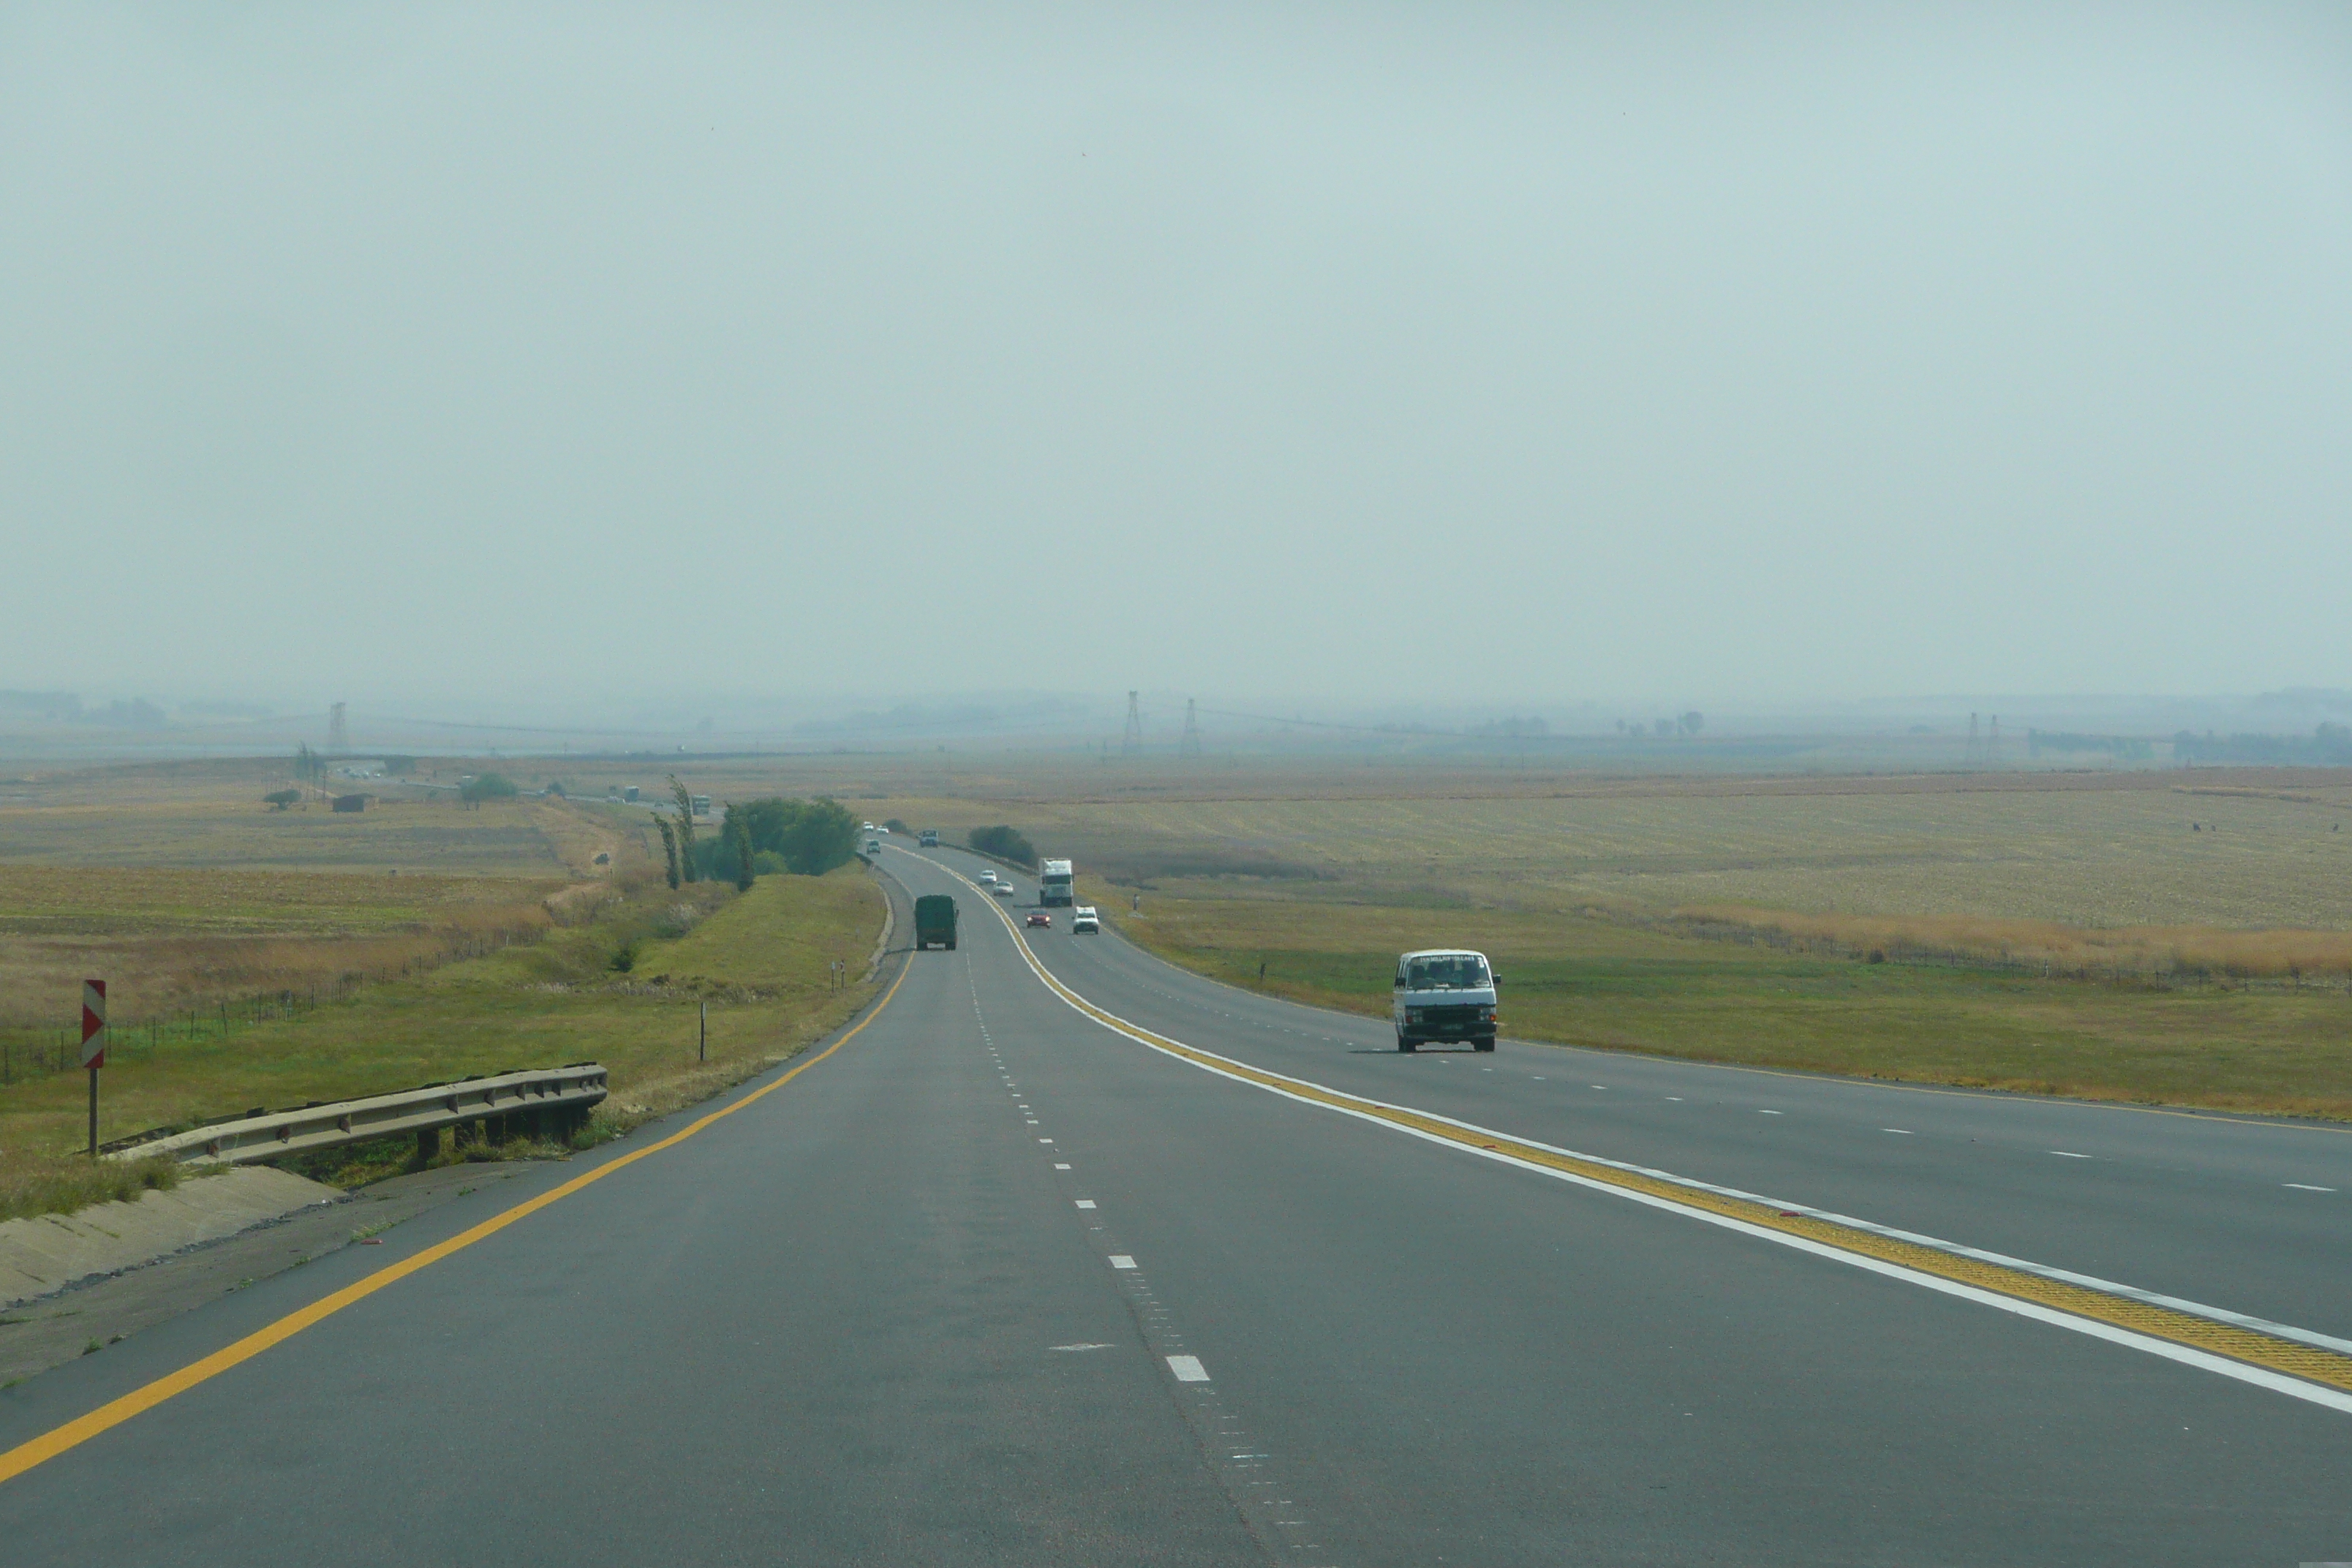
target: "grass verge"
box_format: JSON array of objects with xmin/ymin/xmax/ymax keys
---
[
  {"xmin": 0, "ymin": 866, "xmax": 889, "ymax": 1220},
  {"xmin": 1098, "ymin": 883, "xmax": 2352, "ymax": 1121}
]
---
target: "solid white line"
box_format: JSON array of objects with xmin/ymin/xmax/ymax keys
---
[
  {"xmin": 1167, "ymin": 1354, "xmax": 1211, "ymax": 1382},
  {"xmin": 1109, "ymin": 1255, "xmax": 1137, "ymax": 1270}
]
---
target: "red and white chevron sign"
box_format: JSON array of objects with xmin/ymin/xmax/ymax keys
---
[{"xmin": 80, "ymin": 979, "xmax": 106, "ymax": 1069}]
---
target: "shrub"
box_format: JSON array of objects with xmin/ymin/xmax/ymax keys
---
[
  {"xmin": 460, "ymin": 772, "xmax": 519, "ymax": 803},
  {"xmin": 265, "ymin": 789, "xmax": 300, "ymax": 810},
  {"xmin": 968, "ymin": 825, "xmax": 1037, "ymax": 867}
]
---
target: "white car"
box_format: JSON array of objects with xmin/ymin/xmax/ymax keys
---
[
  {"xmin": 1071, "ymin": 906, "xmax": 1101, "ymax": 935},
  {"xmin": 979, "ymin": 869, "xmax": 998, "ymax": 883},
  {"xmin": 990, "ymin": 880, "xmax": 1015, "ymax": 897}
]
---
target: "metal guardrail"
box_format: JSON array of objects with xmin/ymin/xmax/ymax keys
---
[{"xmin": 102, "ymin": 1063, "xmax": 609, "ymax": 1166}]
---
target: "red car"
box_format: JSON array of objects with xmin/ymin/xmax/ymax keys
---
[{"xmin": 1025, "ymin": 912, "xmax": 1052, "ymax": 929}]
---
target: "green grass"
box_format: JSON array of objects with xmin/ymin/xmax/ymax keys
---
[
  {"xmin": 0, "ymin": 866, "xmax": 888, "ymax": 1220},
  {"xmin": 1106, "ymin": 889, "xmax": 2352, "ymax": 1120}
]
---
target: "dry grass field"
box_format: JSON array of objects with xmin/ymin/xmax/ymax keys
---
[
  {"xmin": 0, "ymin": 758, "xmax": 641, "ymax": 876},
  {"xmin": 0, "ymin": 755, "xmax": 881, "ymax": 1220},
  {"xmin": 0, "ymin": 865, "xmax": 886, "ymax": 1220}
]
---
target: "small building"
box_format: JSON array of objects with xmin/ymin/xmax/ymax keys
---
[
  {"xmin": 624, "ymin": 785, "xmax": 640, "ymax": 802},
  {"xmin": 331, "ymin": 794, "xmax": 367, "ymax": 813}
]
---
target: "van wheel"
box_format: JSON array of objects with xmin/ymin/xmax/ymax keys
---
[
  {"xmin": 1474, "ymin": 1036, "xmax": 1496, "ymax": 1053},
  {"xmin": 1397, "ymin": 1033, "xmax": 1415, "ymax": 1053}
]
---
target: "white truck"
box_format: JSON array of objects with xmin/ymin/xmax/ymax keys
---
[
  {"xmin": 1392, "ymin": 949, "xmax": 1498, "ymax": 1053},
  {"xmin": 1039, "ymin": 858, "xmax": 1075, "ymax": 907}
]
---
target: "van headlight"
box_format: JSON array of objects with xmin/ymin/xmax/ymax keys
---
[
  {"xmin": 1406, "ymin": 1008, "xmax": 1423, "ymax": 1024},
  {"xmin": 1480, "ymin": 1007, "xmax": 1495, "ymax": 1022}
]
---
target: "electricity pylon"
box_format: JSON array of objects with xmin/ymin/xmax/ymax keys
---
[
  {"xmin": 1121, "ymin": 690, "xmax": 1144, "ymax": 756},
  {"xmin": 1179, "ymin": 698, "xmax": 1202, "ymax": 757}
]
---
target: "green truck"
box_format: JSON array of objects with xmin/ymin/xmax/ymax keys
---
[{"xmin": 913, "ymin": 894, "xmax": 958, "ymax": 951}]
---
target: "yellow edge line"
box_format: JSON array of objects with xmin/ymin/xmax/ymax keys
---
[
  {"xmin": 948, "ymin": 863, "xmax": 2352, "ymax": 1401},
  {"xmin": 0, "ymin": 960, "xmax": 909, "ymax": 1488}
]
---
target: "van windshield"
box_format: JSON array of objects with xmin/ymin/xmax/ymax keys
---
[{"xmin": 1406, "ymin": 954, "xmax": 1489, "ymax": 990}]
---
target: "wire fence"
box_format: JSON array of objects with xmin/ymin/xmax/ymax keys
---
[{"xmin": 0, "ymin": 987, "xmax": 339, "ymax": 1088}]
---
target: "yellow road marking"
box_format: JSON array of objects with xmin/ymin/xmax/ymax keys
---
[
  {"xmin": 0, "ymin": 961, "xmax": 909, "ymax": 1488},
  {"xmin": 942, "ymin": 862, "xmax": 2352, "ymax": 1407}
]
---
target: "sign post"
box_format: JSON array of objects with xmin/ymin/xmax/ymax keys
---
[{"xmin": 81, "ymin": 979, "xmax": 107, "ymax": 1157}]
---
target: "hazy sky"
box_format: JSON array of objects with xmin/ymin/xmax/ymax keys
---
[{"xmin": 5, "ymin": 4, "xmax": 2348, "ymax": 713}]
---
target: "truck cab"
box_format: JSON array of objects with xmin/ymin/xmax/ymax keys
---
[
  {"xmin": 919, "ymin": 829, "xmax": 939, "ymax": 848},
  {"xmin": 1392, "ymin": 949, "xmax": 1498, "ymax": 1052},
  {"xmin": 1039, "ymin": 858, "xmax": 1074, "ymax": 907}
]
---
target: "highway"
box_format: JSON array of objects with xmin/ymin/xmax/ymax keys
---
[{"xmin": 0, "ymin": 844, "xmax": 2347, "ymax": 1564}]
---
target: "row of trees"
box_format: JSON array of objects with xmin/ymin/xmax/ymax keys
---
[
  {"xmin": 652, "ymin": 777, "xmax": 862, "ymax": 891},
  {"xmin": 1615, "ymin": 714, "xmax": 1704, "ymax": 738},
  {"xmin": 2174, "ymin": 723, "xmax": 2352, "ymax": 765}
]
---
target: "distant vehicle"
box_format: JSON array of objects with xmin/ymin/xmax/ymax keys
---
[
  {"xmin": 1025, "ymin": 911, "xmax": 1052, "ymax": 929},
  {"xmin": 865, "ymin": 838, "xmax": 881, "ymax": 854},
  {"xmin": 691, "ymin": 794, "xmax": 712, "ymax": 816},
  {"xmin": 624, "ymin": 785, "xmax": 639, "ymax": 802},
  {"xmin": 1392, "ymin": 949, "xmax": 1498, "ymax": 1053},
  {"xmin": 919, "ymin": 829, "xmax": 939, "ymax": 848},
  {"xmin": 1071, "ymin": 906, "xmax": 1100, "ymax": 934},
  {"xmin": 913, "ymin": 894, "xmax": 958, "ymax": 951},
  {"xmin": 990, "ymin": 880, "xmax": 1014, "ymax": 897},
  {"xmin": 1039, "ymin": 858, "xmax": 1074, "ymax": 907},
  {"xmin": 979, "ymin": 869, "xmax": 998, "ymax": 883},
  {"xmin": 875, "ymin": 825, "xmax": 889, "ymax": 835}
]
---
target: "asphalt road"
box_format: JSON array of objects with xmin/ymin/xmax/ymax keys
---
[{"xmin": 0, "ymin": 847, "xmax": 2346, "ymax": 1565}]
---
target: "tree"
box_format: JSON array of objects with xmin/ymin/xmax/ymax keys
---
[
  {"xmin": 265, "ymin": 788, "xmax": 300, "ymax": 810},
  {"xmin": 668, "ymin": 775, "xmax": 698, "ymax": 883},
  {"xmin": 655, "ymin": 815, "xmax": 682, "ymax": 889},
  {"xmin": 1678, "ymin": 711, "xmax": 1704, "ymax": 736},
  {"xmin": 736, "ymin": 796, "xmax": 859, "ymax": 875},
  {"xmin": 460, "ymin": 772, "xmax": 518, "ymax": 804},
  {"xmin": 730, "ymin": 815, "xmax": 755, "ymax": 892}
]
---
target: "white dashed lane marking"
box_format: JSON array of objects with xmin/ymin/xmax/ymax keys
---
[
  {"xmin": 1075, "ymin": 1199, "xmax": 1097, "ymax": 1210},
  {"xmin": 1167, "ymin": 1355, "xmax": 1212, "ymax": 1383},
  {"xmin": 2285, "ymin": 1183, "xmax": 2337, "ymax": 1192},
  {"xmin": 1109, "ymin": 1255, "xmax": 1137, "ymax": 1270},
  {"xmin": 2051, "ymin": 1150, "xmax": 2093, "ymax": 1159}
]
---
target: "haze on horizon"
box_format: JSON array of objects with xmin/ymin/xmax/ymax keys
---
[{"xmin": 4, "ymin": 4, "xmax": 2348, "ymax": 716}]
